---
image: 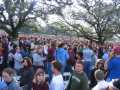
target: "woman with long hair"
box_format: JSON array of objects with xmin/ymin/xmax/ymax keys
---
[{"xmin": 32, "ymin": 68, "xmax": 49, "ymax": 90}]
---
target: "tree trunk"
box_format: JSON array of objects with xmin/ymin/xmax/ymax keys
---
[
  {"xmin": 98, "ymin": 35, "xmax": 104, "ymax": 45},
  {"xmin": 9, "ymin": 29, "xmax": 18, "ymax": 40}
]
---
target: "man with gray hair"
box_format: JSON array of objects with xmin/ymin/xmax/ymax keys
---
[{"xmin": 92, "ymin": 69, "xmax": 109, "ymax": 90}]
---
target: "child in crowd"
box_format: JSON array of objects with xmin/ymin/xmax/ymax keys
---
[{"xmin": 32, "ymin": 68, "xmax": 49, "ymax": 90}]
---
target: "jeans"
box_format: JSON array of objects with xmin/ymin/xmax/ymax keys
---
[
  {"xmin": 46, "ymin": 62, "xmax": 52, "ymax": 82},
  {"xmin": 84, "ymin": 61, "xmax": 91, "ymax": 79},
  {"xmin": 65, "ymin": 64, "xmax": 72, "ymax": 73},
  {"xmin": 61, "ymin": 63, "xmax": 67, "ymax": 75}
]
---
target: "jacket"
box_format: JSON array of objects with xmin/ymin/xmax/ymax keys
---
[
  {"xmin": 67, "ymin": 71, "xmax": 89, "ymax": 90},
  {"xmin": 19, "ymin": 67, "xmax": 34, "ymax": 90},
  {"xmin": 1, "ymin": 80, "xmax": 21, "ymax": 90}
]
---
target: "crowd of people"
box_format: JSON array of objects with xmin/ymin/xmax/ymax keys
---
[{"xmin": 0, "ymin": 34, "xmax": 120, "ymax": 90}]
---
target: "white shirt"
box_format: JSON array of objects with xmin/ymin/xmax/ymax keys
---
[
  {"xmin": 50, "ymin": 74, "xmax": 64, "ymax": 90},
  {"xmin": 31, "ymin": 42, "xmax": 35, "ymax": 49},
  {"xmin": 92, "ymin": 80, "xmax": 109, "ymax": 90},
  {"xmin": 44, "ymin": 45, "xmax": 48, "ymax": 55}
]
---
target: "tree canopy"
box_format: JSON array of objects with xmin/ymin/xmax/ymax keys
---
[{"xmin": 0, "ymin": 0, "xmax": 120, "ymax": 44}]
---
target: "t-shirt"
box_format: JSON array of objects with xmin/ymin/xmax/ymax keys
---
[
  {"xmin": 83, "ymin": 48, "xmax": 94, "ymax": 62},
  {"xmin": 108, "ymin": 56, "xmax": 120, "ymax": 80},
  {"xmin": 14, "ymin": 52, "xmax": 23, "ymax": 70},
  {"xmin": 49, "ymin": 74, "xmax": 64, "ymax": 90},
  {"xmin": 92, "ymin": 80, "xmax": 109, "ymax": 90}
]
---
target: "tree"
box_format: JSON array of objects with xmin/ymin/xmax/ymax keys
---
[
  {"xmin": 49, "ymin": 21, "xmax": 71, "ymax": 35},
  {"xmin": 69, "ymin": 0, "xmax": 120, "ymax": 44},
  {"xmin": 0, "ymin": 0, "xmax": 38, "ymax": 38},
  {"xmin": 34, "ymin": 0, "xmax": 73, "ymax": 22},
  {"xmin": 0, "ymin": 0, "xmax": 73, "ymax": 38}
]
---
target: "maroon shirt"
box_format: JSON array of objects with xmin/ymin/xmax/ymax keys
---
[
  {"xmin": 47, "ymin": 48, "xmax": 55, "ymax": 62},
  {"xmin": 32, "ymin": 82, "xmax": 49, "ymax": 90}
]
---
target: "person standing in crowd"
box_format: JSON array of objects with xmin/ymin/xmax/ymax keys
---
[
  {"xmin": 32, "ymin": 68, "xmax": 49, "ymax": 90},
  {"xmin": 98, "ymin": 44, "xmax": 104, "ymax": 59},
  {"xmin": 49, "ymin": 61, "xmax": 64, "ymax": 90},
  {"xmin": 14, "ymin": 47, "xmax": 23, "ymax": 74},
  {"xmin": 21, "ymin": 45, "xmax": 31, "ymax": 58},
  {"xmin": 19, "ymin": 57, "xmax": 34, "ymax": 90},
  {"xmin": 92, "ymin": 70, "xmax": 109, "ymax": 90},
  {"xmin": 0, "ymin": 38, "xmax": 4, "ymax": 76},
  {"xmin": 32, "ymin": 46, "xmax": 45, "ymax": 71},
  {"xmin": 46, "ymin": 42, "xmax": 56, "ymax": 82},
  {"xmin": 76, "ymin": 51, "xmax": 83, "ymax": 62},
  {"xmin": 102, "ymin": 47, "xmax": 110, "ymax": 61},
  {"xmin": 66, "ymin": 61, "xmax": 89, "ymax": 90},
  {"xmin": 107, "ymin": 46, "xmax": 120, "ymax": 81},
  {"xmin": 66, "ymin": 46, "xmax": 75, "ymax": 72},
  {"xmin": 8, "ymin": 50, "xmax": 15, "ymax": 68},
  {"xmin": 78, "ymin": 44, "xmax": 84, "ymax": 54},
  {"xmin": 90, "ymin": 59, "xmax": 108, "ymax": 88},
  {"xmin": 55, "ymin": 43, "xmax": 69, "ymax": 74},
  {"xmin": 0, "ymin": 39, "xmax": 4, "ymax": 59},
  {"xmin": 43, "ymin": 43, "xmax": 48, "ymax": 56},
  {"xmin": 2, "ymin": 36, "xmax": 9, "ymax": 68},
  {"xmin": 2, "ymin": 68, "xmax": 21, "ymax": 90},
  {"xmin": 83, "ymin": 44, "xmax": 94, "ymax": 77}
]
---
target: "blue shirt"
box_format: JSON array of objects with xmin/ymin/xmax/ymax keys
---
[
  {"xmin": 83, "ymin": 48, "xmax": 94, "ymax": 62},
  {"xmin": 108, "ymin": 56, "xmax": 120, "ymax": 80},
  {"xmin": 55, "ymin": 48, "xmax": 69, "ymax": 65},
  {"xmin": 0, "ymin": 78, "xmax": 7, "ymax": 90},
  {"xmin": 102, "ymin": 52, "xmax": 109, "ymax": 61}
]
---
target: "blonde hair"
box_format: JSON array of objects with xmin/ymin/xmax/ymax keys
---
[{"xmin": 33, "ymin": 68, "xmax": 45, "ymax": 84}]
